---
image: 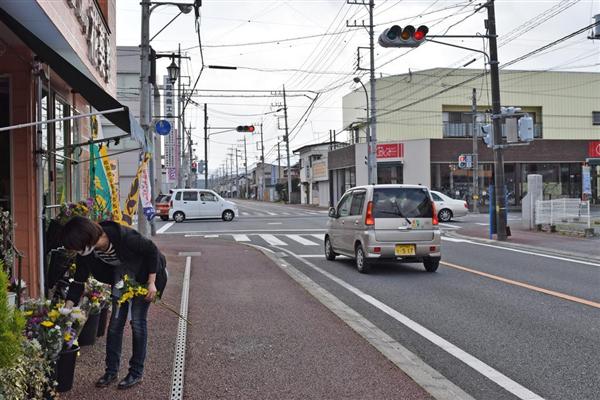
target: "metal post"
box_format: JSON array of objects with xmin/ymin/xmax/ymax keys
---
[
  {"xmin": 244, "ymin": 136, "xmax": 248, "ymax": 199},
  {"xmin": 283, "ymin": 85, "xmax": 292, "ymax": 203},
  {"xmin": 139, "ymin": 0, "xmax": 154, "ymax": 236},
  {"xmin": 368, "ymin": 0, "xmax": 378, "ymax": 186},
  {"xmin": 204, "ymin": 103, "xmax": 208, "ymax": 189},
  {"xmin": 487, "ymin": 0, "xmax": 507, "ymax": 240},
  {"xmin": 35, "ymin": 63, "xmax": 45, "ymax": 296},
  {"xmin": 235, "ymin": 147, "xmax": 239, "ymax": 198},
  {"xmin": 471, "ymin": 88, "xmax": 479, "ymax": 213},
  {"xmin": 177, "ymin": 44, "xmax": 184, "ymax": 188}
]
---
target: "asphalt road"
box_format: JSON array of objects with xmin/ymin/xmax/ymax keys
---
[{"xmin": 156, "ymin": 199, "xmax": 600, "ymax": 400}]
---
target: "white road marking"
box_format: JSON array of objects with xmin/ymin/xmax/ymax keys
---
[
  {"xmin": 242, "ymin": 212, "xmax": 250, "ymax": 216},
  {"xmin": 266, "ymin": 211, "xmax": 277, "ymax": 216},
  {"xmin": 268, "ymin": 222, "xmax": 283, "ymax": 225},
  {"xmin": 310, "ymin": 234, "xmax": 324, "ymax": 241},
  {"xmin": 203, "ymin": 234, "xmax": 219, "ymax": 238},
  {"xmin": 259, "ymin": 234, "xmax": 287, "ymax": 246},
  {"xmin": 280, "ymin": 212, "xmax": 291, "ymax": 215},
  {"xmin": 232, "ymin": 234, "xmax": 250, "ymax": 242},
  {"xmin": 177, "ymin": 228, "xmax": 326, "ymax": 235},
  {"xmin": 157, "ymin": 222, "xmax": 174, "ymax": 234},
  {"xmin": 439, "ymin": 223, "xmax": 460, "ymax": 229},
  {"xmin": 287, "ymin": 234, "xmax": 319, "ymax": 246},
  {"xmin": 276, "ymin": 247, "xmax": 544, "ymax": 400},
  {"xmin": 475, "ymin": 223, "xmax": 489, "ymax": 226},
  {"xmin": 441, "ymin": 236, "xmax": 600, "ymax": 267},
  {"xmin": 441, "ymin": 236, "xmax": 470, "ymax": 243}
]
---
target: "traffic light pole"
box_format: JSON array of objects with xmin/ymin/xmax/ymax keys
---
[
  {"xmin": 471, "ymin": 88, "xmax": 479, "ymax": 213},
  {"xmin": 368, "ymin": 0, "xmax": 377, "ymax": 185},
  {"xmin": 260, "ymin": 123, "xmax": 265, "ymax": 200},
  {"xmin": 487, "ymin": 0, "xmax": 508, "ymax": 240},
  {"xmin": 243, "ymin": 136, "xmax": 248, "ymax": 199},
  {"xmin": 204, "ymin": 103, "xmax": 208, "ymax": 189}
]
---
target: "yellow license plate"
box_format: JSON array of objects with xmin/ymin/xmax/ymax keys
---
[{"xmin": 395, "ymin": 244, "xmax": 416, "ymax": 256}]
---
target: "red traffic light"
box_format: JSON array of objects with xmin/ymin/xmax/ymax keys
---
[
  {"xmin": 236, "ymin": 125, "xmax": 255, "ymax": 132},
  {"xmin": 414, "ymin": 25, "xmax": 429, "ymax": 41}
]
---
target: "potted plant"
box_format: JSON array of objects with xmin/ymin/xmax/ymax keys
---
[
  {"xmin": 23, "ymin": 299, "xmax": 86, "ymax": 393},
  {"xmin": 79, "ymin": 278, "xmax": 110, "ymax": 346}
]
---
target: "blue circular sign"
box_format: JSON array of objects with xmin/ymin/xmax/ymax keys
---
[{"xmin": 155, "ymin": 120, "xmax": 171, "ymax": 135}]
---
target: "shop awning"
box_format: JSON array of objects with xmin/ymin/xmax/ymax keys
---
[{"xmin": 0, "ymin": 6, "xmax": 146, "ymax": 149}]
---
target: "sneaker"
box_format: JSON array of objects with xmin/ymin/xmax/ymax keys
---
[{"xmin": 95, "ymin": 373, "xmax": 117, "ymax": 388}]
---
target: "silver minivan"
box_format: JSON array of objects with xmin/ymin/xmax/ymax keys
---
[{"xmin": 325, "ymin": 184, "xmax": 441, "ymax": 273}]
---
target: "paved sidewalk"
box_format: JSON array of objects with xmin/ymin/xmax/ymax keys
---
[
  {"xmin": 62, "ymin": 235, "xmax": 433, "ymax": 400},
  {"xmin": 453, "ymin": 220, "xmax": 600, "ymax": 260}
]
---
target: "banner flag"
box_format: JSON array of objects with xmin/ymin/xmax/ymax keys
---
[{"xmin": 121, "ymin": 152, "xmax": 150, "ymax": 226}]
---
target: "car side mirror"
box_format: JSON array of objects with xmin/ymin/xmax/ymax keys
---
[{"xmin": 328, "ymin": 207, "xmax": 338, "ymax": 218}]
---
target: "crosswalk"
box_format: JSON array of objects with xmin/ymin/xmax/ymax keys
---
[
  {"xmin": 186, "ymin": 232, "xmax": 325, "ymax": 247},
  {"xmin": 238, "ymin": 210, "xmax": 327, "ymax": 217}
]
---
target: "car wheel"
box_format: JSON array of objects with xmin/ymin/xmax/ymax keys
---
[
  {"xmin": 173, "ymin": 211, "xmax": 185, "ymax": 223},
  {"xmin": 324, "ymin": 236, "xmax": 336, "ymax": 261},
  {"xmin": 355, "ymin": 244, "xmax": 371, "ymax": 274},
  {"xmin": 423, "ymin": 258, "xmax": 439, "ymax": 273},
  {"xmin": 438, "ymin": 208, "xmax": 453, "ymax": 222},
  {"xmin": 222, "ymin": 210, "xmax": 235, "ymax": 221},
  {"xmin": 160, "ymin": 216, "xmax": 169, "ymax": 221}
]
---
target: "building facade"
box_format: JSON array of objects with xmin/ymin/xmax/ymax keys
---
[
  {"xmin": 294, "ymin": 142, "xmax": 332, "ymax": 207},
  {"xmin": 341, "ymin": 69, "xmax": 600, "ymax": 206}
]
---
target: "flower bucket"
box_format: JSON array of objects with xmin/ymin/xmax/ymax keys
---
[
  {"xmin": 55, "ymin": 345, "xmax": 79, "ymax": 392},
  {"xmin": 97, "ymin": 306, "xmax": 109, "ymax": 337},
  {"xmin": 78, "ymin": 312, "xmax": 100, "ymax": 346},
  {"xmin": 7, "ymin": 291, "xmax": 16, "ymax": 308}
]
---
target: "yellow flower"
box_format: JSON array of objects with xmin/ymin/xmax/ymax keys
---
[
  {"xmin": 48, "ymin": 310, "xmax": 60, "ymax": 321},
  {"xmin": 41, "ymin": 320, "xmax": 54, "ymax": 328},
  {"xmin": 64, "ymin": 333, "xmax": 72, "ymax": 342},
  {"xmin": 123, "ymin": 274, "xmax": 129, "ymax": 282},
  {"xmin": 23, "ymin": 311, "xmax": 33, "ymax": 317},
  {"xmin": 137, "ymin": 287, "xmax": 148, "ymax": 296}
]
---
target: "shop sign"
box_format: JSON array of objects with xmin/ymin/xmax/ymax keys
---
[
  {"xmin": 376, "ymin": 143, "xmax": 404, "ymax": 159},
  {"xmin": 312, "ymin": 161, "xmax": 327, "ymax": 179},
  {"xmin": 588, "ymin": 141, "xmax": 600, "ymax": 158},
  {"xmin": 65, "ymin": 0, "xmax": 111, "ymax": 83},
  {"xmin": 583, "ymin": 165, "xmax": 592, "ymax": 195}
]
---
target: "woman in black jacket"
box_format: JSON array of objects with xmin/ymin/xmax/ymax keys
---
[{"xmin": 63, "ymin": 216, "xmax": 167, "ymax": 390}]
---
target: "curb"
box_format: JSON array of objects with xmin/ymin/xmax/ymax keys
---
[
  {"xmin": 446, "ymin": 231, "xmax": 600, "ymax": 265},
  {"xmin": 246, "ymin": 243, "xmax": 475, "ymax": 400}
]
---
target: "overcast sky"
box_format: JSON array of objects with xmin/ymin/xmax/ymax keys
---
[{"xmin": 116, "ymin": 0, "xmax": 600, "ymax": 176}]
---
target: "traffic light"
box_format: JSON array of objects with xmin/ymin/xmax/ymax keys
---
[
  {"xmin": 458, "ymin": 154, "xmax": 467, "ymax": 169},
  {"xmin": 518, "ymin": 115, "xmax": 534, "ymax": 142},
  {"xmin": 378, "ymin": 25, "xmax": 428, "ymax": 48},
  {"xmin": 481, "ymin": 124, "xmax": 494, "ymax": 148},
  {"xmin": 191, "ymin": 161, "xmax": 197, "ymax": 173},
  {"xmin": 198, "ymin": 160, "xmax": 206, "ymax": 174},
  {"xmin": 236, "ymin": 125, "xmax": 255, "ymax": 133}
]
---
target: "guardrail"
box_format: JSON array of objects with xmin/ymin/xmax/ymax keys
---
[{"xmin": 535, "ymin": 198, "xmax": 590, "ymax": 228}]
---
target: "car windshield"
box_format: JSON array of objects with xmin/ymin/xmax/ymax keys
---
[{"xmin": 372, "ymin": 188, "xmax": 433, "ymax": 219}]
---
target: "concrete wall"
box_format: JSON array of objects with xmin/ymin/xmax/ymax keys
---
[{"xmin": 403, "ymin": 139, "xmax": 431, "ymax": 187}]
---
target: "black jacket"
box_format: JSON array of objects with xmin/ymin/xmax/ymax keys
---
[{"xmin": 66, "ymin": 221, "xmax": 166, "ymax": 304}]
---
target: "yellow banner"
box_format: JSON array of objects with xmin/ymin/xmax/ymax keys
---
[
  {"xmin": 121, "ymin": 152, "xmax": 150, "ymax": 226},
  {"xmin": 99, "ymin": 145, "xmax": 122, "ymax": 223}
]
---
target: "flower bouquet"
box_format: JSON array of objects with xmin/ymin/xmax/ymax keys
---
[
  {"xmin": 114, "ymin": 274, "xmax": 191, "ymax": 325},
  {"xmin": 79, "ymin": 278, "xmax": 111, "ymax": 346}
]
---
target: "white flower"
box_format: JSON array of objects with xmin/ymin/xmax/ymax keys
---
[
  {"xmin": 59, "ymin": 307, "xmax": 71, "ymax": 315},
  {"xmin": 115, "ymin": 280, "xmax": 124, "ymax": 289}
]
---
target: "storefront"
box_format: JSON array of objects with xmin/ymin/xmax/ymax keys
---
[{"xmin": 0, "ymin": 1, "xmax": 143, "ymax": 296}]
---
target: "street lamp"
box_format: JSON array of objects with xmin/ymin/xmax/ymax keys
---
[
  {"xmin": 354, "ymin": 76, "xmax": 374, "ymax": 185},
  {"xmin": 167, "ymin": 57, "xmax": 179, "ymax": 84}
]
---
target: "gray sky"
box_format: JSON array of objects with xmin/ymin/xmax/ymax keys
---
[{"xmin": 116, "ymin": 0, "xmax": 600, "ymax": 175}]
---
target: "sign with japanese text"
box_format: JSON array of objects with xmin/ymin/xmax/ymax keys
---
[
  {"xmin": 588, "ymin": 141, "xmax": 600, "ymax": 158},
  {"xmin": 376, "ymin": 143, "xmax": 404, "ymax": 159}
]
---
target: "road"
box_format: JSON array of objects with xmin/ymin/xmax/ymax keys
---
[{"xmin": 156, "ymin": 199, "xmax": 600, "ymax": 400}]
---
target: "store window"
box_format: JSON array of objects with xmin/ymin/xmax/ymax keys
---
[
  {"xmin": 593, "ymin": 112, "xmax": 600, "ymax": 125},
  {"xmin": 377, "ymin": 163, "xmax": 403, "ymax": 184}
]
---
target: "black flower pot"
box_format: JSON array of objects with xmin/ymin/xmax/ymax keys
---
[
  {"xmin": 78, "ymin": 312, "xmax": 100, "ymax": 346},
  {"xmin": 55, "ymin": 345, "xmax": 79, "ymax": 392},
  {"xmin": 97, "ymin": 306, "xmax": 109, "ymax": 337}
]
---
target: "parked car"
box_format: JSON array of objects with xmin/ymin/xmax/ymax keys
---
[
  {"xmin": 169, "ymin": 189, "xmax": 238, "ymax": 223},
  {"xmin": 325, "ymin": 184, "xmax": 441, "ymax": 274},
  {"xmin": 155, "ymin": 194, "xmax": 171, "ymax": 221},
  {"xmin": 429, "ymin": 190, "xmax": 468, "ymax": 222}
]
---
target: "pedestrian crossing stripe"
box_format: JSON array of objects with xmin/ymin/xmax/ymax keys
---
[
  {"xmin": 232, "ymin": 234, "xmax": 250, "ymax": 242},
  {"xmin": 259, "ymin": 234, "xmax": 287, "ymax": 246},
  {"xmin": 287, "ymin": 234, "xmax": 319, "ymax": 246}
]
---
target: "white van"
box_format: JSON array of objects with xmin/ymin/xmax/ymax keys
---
[{"xmin": 168, "ymin": 189, "xmax": 238, "ymax": 222}]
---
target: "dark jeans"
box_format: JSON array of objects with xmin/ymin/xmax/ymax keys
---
[{"xmin": 105, "ymin": 297, "xmax": 150, "ymax": 378}]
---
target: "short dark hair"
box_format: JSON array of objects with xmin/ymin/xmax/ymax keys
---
[{"xmin": 61, "ymin": 216, "xmax": 104, "ymax": 251}]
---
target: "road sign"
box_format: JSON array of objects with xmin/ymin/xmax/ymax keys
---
[{"xmin": 155, "ymin": 120, "xmax": 171, "ymax": 135}]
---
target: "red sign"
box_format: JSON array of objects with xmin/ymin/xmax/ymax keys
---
[
  {"xmin": 376, "ymin": 143, "xmax": 404, "ymax": 159},
  {"xmin": 589, "ymin": 141, "xmax": 600, "ymax": 158}
]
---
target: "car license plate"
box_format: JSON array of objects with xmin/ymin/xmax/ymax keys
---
[{"xmin": 395, "ymin": 244, "xmax": 415, "ymax": 256}]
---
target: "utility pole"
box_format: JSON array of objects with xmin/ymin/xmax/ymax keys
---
[
  {"xmin": 204, "ymin": 103, "xmax": 208, "ymax": 189},
  {"xmin": 243, "ymin": 136, "xmax": 248, "ymax": 199},
  {"xmin": 471, "ymin": 88, "xmax": 479, "ymax": 213},
  {"xmin": 187, "ymin": 123, "xmax": 193, "ymax": 188},
  {"xmin": 259, "ymin": 122, "xmax": 265, "ymax": 201},
  {"xmin": 177, "ymin": 44, "xmax": 184, "ymax": 188},
  {"xmin": 486, "ymin": 0, "xmax": 508, "ymax": 240},
  {"xmin": 277, "ymin": 140, "xmax": 281, "ymax": 188},
  {"xmin": 235, "ymin": 147, "xmax": 239, "ymax": 198},
  {"xmin": 139, "ymin": 0, "xmax": 155, "ymax": 236},
  {"xmin": 283, "ymin": 85, "xmax": 292, "ymax": 203}
]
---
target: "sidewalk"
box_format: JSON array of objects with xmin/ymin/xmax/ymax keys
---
[
  {"xmin": 62, "ymin": 236, "xmax": 433, "ymax": 400},
  {"xmin": 453, "ymin": 219, "xmax": 600, "ymax": 260}
]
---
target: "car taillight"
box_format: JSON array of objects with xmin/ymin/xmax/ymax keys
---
[
  {"xmin": 432, "ymin": 203, "xmax": 438, "ymax": 225},
  {"xmin": 365, "ymin": 201, "xmax": 374, "ymax": 226},
  {"xmin": 464, "ymin": 202, "xmax": 468, "ymax": 209}
]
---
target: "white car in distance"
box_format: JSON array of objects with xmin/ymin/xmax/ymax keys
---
[{"xmin": 430, "ymin": 190, "xmax": 468, "ymax": 222}]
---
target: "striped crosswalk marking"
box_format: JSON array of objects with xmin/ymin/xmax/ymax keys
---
[
  {"xmin": 204, "ymin": 234, "xmax": 219, "ymax": 238},
  {"xmin": 310, "ymin": 234, "xmax": 324, "ymax": 241},
  {"xmin": 242, "ymin": 212, "xmax": 250, "ymax": 216},
  {"xmin": 266, "ymin": 211, "xmax": 277, "ymax": 216},
  {"xmin": 232, "ymin": 234, "xmax": 250, "ymax": 242},
  {"xmin": 259, "ymin": 234, "xmax": 287, "ymax": 246},
  {"xmin": 287, "ymin": 234, "xmax": 319, "ymax": 246}
]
